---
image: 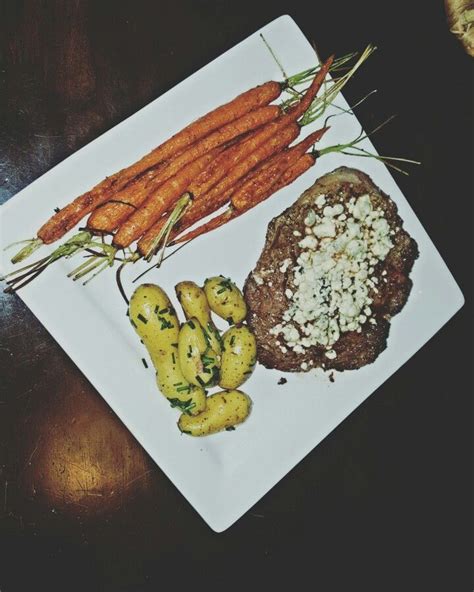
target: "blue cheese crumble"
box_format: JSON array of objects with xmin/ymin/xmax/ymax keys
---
[{"xmin": 270, "ymin": 193, "xmax": 393, "ymax": 358}]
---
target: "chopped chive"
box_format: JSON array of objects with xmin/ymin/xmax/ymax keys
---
[
  {"xmin": 217, "ymin": 278, "xmax": 233, "ymax": 292},
  {"xmin": 154, "ymin": 305, "xmax": 159, "ymax": 314},
  {"xmin": 158, "ymin": 316, "xmax": 174, "ymax": 330},
  {"xmin": 230, "ymin": 335, "xmax": 236, "ymax": 346},
  {"xmin": 171, "ymin": 352, "xmax": 176, "ymax": 364},
  {"xmin": 176, "ymin": 385, "xmax": 192, "ymax": 393},
  {"xmin": 137, "ymin": 313, "xmax": 148, "ymax": 324},
  {"xmin": 141, "ymin": 358, "xmax": 148, "ymax": 369},
  {"xmin": 173, "ymin": 382, "xmax": 183, "ymax": 386},
  {"xmin": 54, "ymin": 206, "xmax": 60, "ymax": 213},
  {"xmin": 188, "ymin": 320, "xmax": 196, "ymax": 329},
  {"xmin": 202, "ymin": 329, "xmax": 211, "ymax": 347},
  {"xmin": 208, "ymin": 323, "xmax": 224, "ymax": 346},
  {"xmin": 130, "ymin": 319, "xmax": 137, "ymax": 328},
  {"xmin": 195, "ymin": 375, "xmax": 206, "ymax": 386},
  {"xmin": 159, "ymin": 307, "xmax": 169, "ymax": 314},
  {"xmin": 168, "ymin": 397, "xmax": 196, "ymax": 414},
  {"xmin": 225, "ymin": 426, "xmax": 236, "ymax": 431}
]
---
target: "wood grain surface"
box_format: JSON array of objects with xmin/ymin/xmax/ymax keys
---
[{"xmin": 0, "ymin": 1, "xmax": 472, "ymax": 590}]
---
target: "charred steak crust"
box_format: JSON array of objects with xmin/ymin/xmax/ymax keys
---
[{"xmin": 244, "ymin": 167, "xmax": 419, "ymax": 372}]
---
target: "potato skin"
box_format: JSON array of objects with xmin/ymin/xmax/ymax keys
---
[
  {"xmin": 154, "ymin": 349, "xmax": 207, "ymax": 414},
  {"xmin": 129, "ymin": 284, "xmax": 206, "ymax": 415},
  {"xmin": 178, "ymin": 318, "xmax": 220, "ymax": 387},
  {"xmin": 203, "ymin": 276, "xmax": 247, "ymax": 325},
  {"xmin": 178, "ymin": 390, "xmax": 251, "ymax": 436},
  {"xmin": 129, "ymin": 284, "xmax": 179, "ymax": 363},
  {"xmin": 175, "ymin": 281, "xmax": 222, "ymax": 354},
  {"xmin": 219, "ymin": 325, "xmax": 257, "ymax": 389}
]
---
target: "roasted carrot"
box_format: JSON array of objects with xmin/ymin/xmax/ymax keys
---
[
  {"xmin": 231, "ymin": 127, "xmax": 328, "ymax": 210},
  {"xmin": 112, "ymin": 143, "xmax": 229, "ymax": 248},
  {"xmin": 86, "ymin": 104, "xmax": 281, "ymax": 233},
  {"xmin": 136, "ymin": 122, "xmax": 300, "ymax": 256},
  {"xmin": 34, "ymin": 58, "xmax": 332, "ymax": 247},
  {"xmin": 173, "ymin": 152, "xmax": 317, "ymax": 245},
  {"xmin": 177, "ymin": 55, "xmax": 333, "ymax": 201},
  {"xmin": 107, "ymin": 81, "xmax": 283, "ymax": 185},
  {"xmin": 133, "ymin": 56, "xmax": 334, "ymax": 254},
  {"xmin": 120, "ymin": 121, "xmax": 298, "ymax": 250},
  {"xmin": 193, "ymin": 127, "xmax": 327, "ymax": 228},
  {"xmin": 162, "ymin": 128, "xmax": 327, "ymax": 248},
  {"xmin": 85, "ymin": 161, "xmax": 175, "ymax": 232},
  {"xmin": 34, "ymin": 81, "xmax": 283, "ymax": 245}
]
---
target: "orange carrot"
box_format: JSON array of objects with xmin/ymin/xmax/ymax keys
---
[
  {"xmin": 125, "ymin": 121, "xmax": 298, "ymax": 251},
  {"xmin": 168, "ymin": 128, "xmax": 327, "ymax": 246},
  {"xmin": 137, "ymin": 122, "xmax": 300, "ymax": 256},
  {"xmin": 231, "ymin": 127, "xmax": 328, "ymax": 210},
  {"xmin": 85, "ymin": 163, "xmax": 170, "ymax": 232},
  {"xmin": 173, "ymin": 153, "xmax": 317, "ymax": 244},
  {"xmin": 86, "ymin": 104, "xmax": 280, "ymax": 232},
  {"xmin": 133, "ymin": 56, "xmax": 333, "ymax": 254},
  {"xmin": 36, "ymin": 81, "xmax": 283, "ymax": 244}
]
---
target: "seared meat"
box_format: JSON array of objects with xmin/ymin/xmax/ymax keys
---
[{"xmin": 244, "ymin": 167, "xmax": 418, "ymax": 372}]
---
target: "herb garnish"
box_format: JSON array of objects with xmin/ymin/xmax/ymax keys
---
[
  {"xmin": 158, "ymin": 316, "xmax": 174, "ymax": 330},
  {"xmin": 176, "ymin": 385, "xmax": 192, "ymax": 393},
  {"xmin": 141, "ymin": 358, "xmax": 148, "ymax": 369},
  {"xmin": 195, "ymin": 375, "xmax": 206, "ymax": 387},
  {"xmin": 137, "ymin": 313, "xmax": 148, "ymax": 324},
  {"xmin": 168, "ymin": 397, "xmax": 196, "ymax": 415},
  {"xmin": 217, "ymin": 277, "xmax": 233, "ymax": 293}
]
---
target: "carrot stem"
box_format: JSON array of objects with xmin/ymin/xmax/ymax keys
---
[
  {"xmin": 9, "ymin": 238, "xmax": 44, "ymax": 264},
  {"xmin": 143, "ymin": 192, "xmax": 193, "ymax": 261}
]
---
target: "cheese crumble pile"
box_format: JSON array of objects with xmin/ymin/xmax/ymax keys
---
[{"xmin": 270, "ymin": 192, "xmax": 395, "ymax": 359}]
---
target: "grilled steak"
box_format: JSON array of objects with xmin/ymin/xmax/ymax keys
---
[{"xmin": 244, "ymin": 167, "xmax": 418, "ymax": 372}]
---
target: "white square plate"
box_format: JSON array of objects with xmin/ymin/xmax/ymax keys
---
[{"xmin": 0, "ymin": 15, "xmax": 464, "ymax": 531}]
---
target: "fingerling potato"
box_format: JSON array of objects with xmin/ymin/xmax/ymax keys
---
[
  {"xmin": 175, "ymin": 281, "xmax": 222, "ymax": 354},
  {"xmin": 178, "ymin": 318, "xmax": 220, "ymax": 387},
  {"xmin": 203, "ymin": 276, "xmax": 247, "ymax": 325},
  {"xmin": 219, "ymin": 325, "xmax": 257, "ymax": 389},
  {"xmin": 154, "ymin": 349, "xmax": 207, "ymax": 415},
  {"xmin": 178, "ymin": 390, "xmax": 251, "ymax": 436},
  {"xmin": 129, "ymin": 284, "xmax": 206, "ymax": 415},
  {"xmin": 129, "ymin": 283, "xmax": 179, "ymax": 359}
]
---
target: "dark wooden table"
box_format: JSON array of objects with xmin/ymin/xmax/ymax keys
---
[{"xmin": 0, "ymin": 1, "xmax": 472, "ymax": 590}]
